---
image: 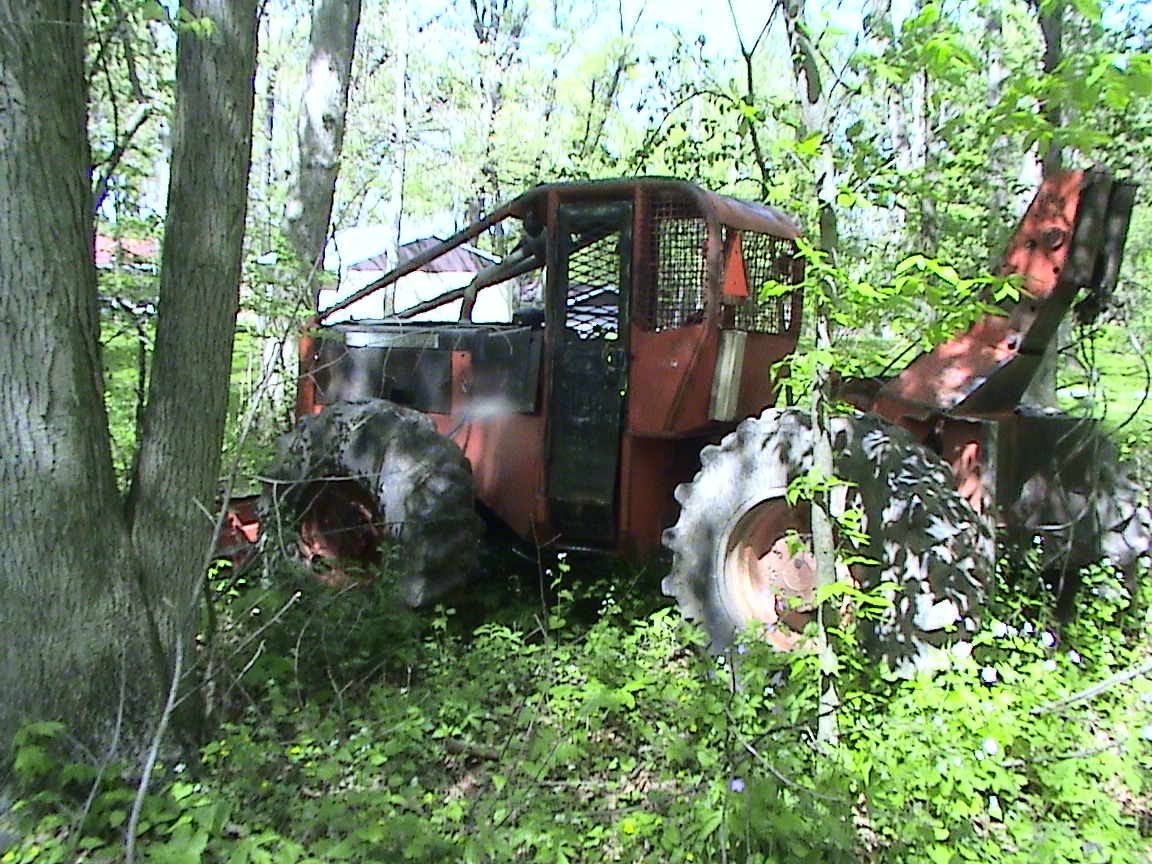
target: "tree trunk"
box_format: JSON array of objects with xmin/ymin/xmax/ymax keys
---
[
  {"xmin": 278, "ymin": 0, "xmax": 360, "ymax": 428},
  {"xmin": 384, "ymin": 0, "xmax": 410, "ymax": 310},
  {"xmin": 0, "ymin": 0, "xmax": 156, "ymax": 767},
  {"xmin": 282, "ymin": 0, "xmax": 363, "ymax": 278},
  {"xmin": 984, "ymin": 0, "xmax": 1012, "ymax": 232},
  {"xmin": 780, "ymin": 0, "xmax": 840, "ymax": 745},
  {"xmin": 0, "ymin": 0, "xmax": 259, "ymax": 774},
  {"xmin": 1022, "ymin": 0, "xmax": 1067, "ymax": 408},
  {"xmin": 466, "ymin": 0, "xmax": 526, "ymax": 234},
  {"xmin": 1038, "ymin": 0, "xmax": 1065, "ymax": 176},
  {"xmin": 911, "ymin": 69, "xmax": 938, "ymax": 251},
  {"xmin": 128, "ymin": 0, "xmax": 259, "ymax": 733}
]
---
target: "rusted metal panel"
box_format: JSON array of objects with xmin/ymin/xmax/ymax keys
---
[
  {"xmin": 734, "ymin": 332, "xmax": 799, "ymax": 419},
  {"xmin": 295, "ymin": 324, "xmax": 321, "ymax": 416},
  {"xmin": 449, "ymin": 412, "xmax": 548, "ymax": 544},
  {"xmin": 704, "ymin": 192, "xmax": 800, "ymax": 239}
]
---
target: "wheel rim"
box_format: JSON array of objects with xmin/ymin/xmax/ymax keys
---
[
  {"xmin": 295, "ymin": 479, "xmax": 382, "ymax": 585},
  {"xmin": 721, "ymin": 499, "xmax": 817, "ymax": 650}
]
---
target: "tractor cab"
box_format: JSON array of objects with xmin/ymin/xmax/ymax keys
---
[{"xmin": 298, "ymin": 178, "xmax": 805, "ymax": 556}]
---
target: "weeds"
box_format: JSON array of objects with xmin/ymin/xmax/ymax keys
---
[{"xmin": 4, "ymin": 557, "xmax": 1152, "ymax": 863}]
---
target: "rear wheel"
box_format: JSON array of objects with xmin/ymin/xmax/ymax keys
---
[
  {"xmin": 662, "ymin": 408, "xmax": 994, "ymax": 673},
  {"xmin": 1003, "ymin": 420, "xmax": 1152, "ymax": 610},
  {"xmin": 261, "ymin": 399, "xmax": 483, "ymax": 605}
]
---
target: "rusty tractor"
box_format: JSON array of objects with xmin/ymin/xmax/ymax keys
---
[{"xmin": 257, "ymin": 170, "xmax": 1150, "ymax": 669}]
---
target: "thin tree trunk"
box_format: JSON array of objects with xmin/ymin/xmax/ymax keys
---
[
  {"xmin": 384, "ymin": 0, "xmax": 410, "ymax": 313},
  {"xmin": 278, "ymin": 0, "xmax": 360, "ymax": 415},
  {"xmin": 282, "ymin": 0, "xmax": 363, "ymax": 278},
  {"xmin": 912, "ymin": 70, "xmax": 938, "ymax": 250},
  {"xmin": 466, "ymin": 0, "xmax": 526, "ymax": 238},
  {"xmin": 127, "ymin": 0, "xmax": 259, "ymax": 739},
  {"xmin": 1023, "ymin": 0, "xmax": 1066, "ymax": 408},
  {"xmin": 984, "ymin": 0, "xmax": 1011, "ymax": 230},
  {"xmin": 1038, "ymin": 0, "xmax": 1065, "ymax": 176},
  {"xmin": 780, "ymin": 0, "xmax": 840, "ymax": 745}
]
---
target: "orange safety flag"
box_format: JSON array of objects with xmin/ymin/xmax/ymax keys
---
[{"xmin": 723, "ymin": 232, "xmax": 749, "ymax": 300}]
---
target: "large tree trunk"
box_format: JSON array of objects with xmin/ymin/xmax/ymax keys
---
[
  {"xmin": 0, "ymin": 0, "xmax": 258, "ymax": 774},
  {"xmin": 0, "ymin": 0, "xmax": 155, "ymax": 765}
]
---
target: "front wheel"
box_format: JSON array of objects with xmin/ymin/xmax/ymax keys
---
[
  {"xmin": 260, "ymin": 399, "xmax": 483, "ymax": 605},
  {"xmin": 662, "ymin": 408, "xmax": 994, "ymax": 673}
]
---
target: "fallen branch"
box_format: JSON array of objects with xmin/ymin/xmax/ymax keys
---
[
  {"xmin": 1034, "ymin": 656, "xmax": 1152, "ymax": 715},
  {"xmin": 443, "ymin": 737, "xmax": 500, "ymax": 761}
]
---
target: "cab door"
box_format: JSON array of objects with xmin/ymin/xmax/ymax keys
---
[{"xmin": 545, "ymin": 201, "xmax": 632, "ymax": 545}]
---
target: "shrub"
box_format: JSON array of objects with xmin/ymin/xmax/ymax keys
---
[{"xmin": 3, "ymin": 559, "xmax": 1150, "ymax": 863}]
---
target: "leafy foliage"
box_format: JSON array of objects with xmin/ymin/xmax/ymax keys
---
[
  {"xmin": 5, "ymin": 557, "xmax": 1151, "ymax": 863},
  {"xmin": 766, "ymin": 239, "xmax": 1022, "ymax": 403}
]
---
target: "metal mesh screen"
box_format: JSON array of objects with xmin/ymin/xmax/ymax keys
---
[
  {"xmin": 565, "ymin": 229, "xmax": 620, "ymax": 340},
  {"xmin": 635, "ymin": 199, "xmax": 707, "ymax": 332},
  {"xmin": 732, "ymin": 231, "xmax": 800, "ymax": 334}
]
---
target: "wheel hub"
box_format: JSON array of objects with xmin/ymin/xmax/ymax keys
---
[
  {"xmin": 295, "ymin": 479, "xmax": 382, "ymax": 586},
  {"xmin": 723, "ymin": 500, "xmax": 817, "ymax": 650}
]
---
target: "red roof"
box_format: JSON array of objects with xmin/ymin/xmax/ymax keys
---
[
  {"xmin": 95, "ymin": 235, "xmax": 157, "ymax": 268},
  {"xmin": 349, "ymin": 237, "xmax": 494, "ymax": 273}
]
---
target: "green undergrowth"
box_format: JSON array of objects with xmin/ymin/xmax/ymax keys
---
[
  {"xmin": 101, "ymin": 311, "xmax": 279, "ymax": 492},
  {"xmin": 5, "ymin": 558, "xmax": 1152, "ymax": 863},
  {"xmin": 1057, "ymin": 323, "xmax": 1152, "ymax": 469}
]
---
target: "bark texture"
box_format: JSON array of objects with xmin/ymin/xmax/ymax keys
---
[
  {"xmin": 128, "ymin": 0, "xmax": 259, "ymax": 713},
  {"xmin": 0, "ymin": 0, "xmax": 154, "ymax": 766},
  {"xmin": 282, "ymin": 0, "xmax": 362, "ymax": 273},
  {"xmin": 0, "ymin": 0, "xmax": 258, "ymax": 773}
]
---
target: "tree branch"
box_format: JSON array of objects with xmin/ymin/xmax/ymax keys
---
[
  {"xmin": 1034, "ymin": 656, "xmax": 1152, "ymax": 715},
  {"xmin": 92, "ymin": 103, "xmax": 155, "ymax": 214}
]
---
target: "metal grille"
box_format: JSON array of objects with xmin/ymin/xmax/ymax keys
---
[
  {"xmin": 732, "ymin": 231, "xmax": 800, "ymax": 334},
  {"xmin": 565, "ymin": 228, "xmax": 621, "ymax": 340},
  {"xmin": 637, "ymin": 201, "xmax": 707, "ymax": 331}
]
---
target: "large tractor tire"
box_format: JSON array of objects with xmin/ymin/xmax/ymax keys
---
[
  {"xmin": 1002, "ymin": 419, "xmax": 1152, "ymax": 609},
  {"xmin": 260, "ymin": 399, "xmax": 483, "ymax": 605},
  {"xmin": 662, "ymin": 408, "xmax": 994, "ymax": 673}
]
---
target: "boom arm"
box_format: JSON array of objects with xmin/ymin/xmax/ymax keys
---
[{"xmin": 872, "ymin": 169, "xmax": 1135, "ymax": 421}]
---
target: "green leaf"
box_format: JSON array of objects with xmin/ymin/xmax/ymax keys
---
[
  {"xmin": 140, "ymin": 1, "xmax": 169, "ymax": 21},
  {"xmin": 835, "ymin": 190, "xmax": 860, "ymax": 209},
  {"xmin": 794, "ymin": 132, "xmax": 824, "ymax": 158},
  {"xmin": 1067, "ymin": 0, "xmax": 1102, "ymax": 19},
  {"xmin": 697, "ymin": 807, "xmax": 724, "ymax": 839},
  {"xmin": 13, "ymin": 744, "xmax": 52, "ymax": 781},
  {"xmin": 896, "ymin": 254, "xmax": 926, "ymax": 275},
  {"xmin": 170, "ymin": 781, "xmax": 197, "ymax": 802},
  {"xmin": 13, "ymin": 720, "xmax": 66, "ymax": 746}
]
